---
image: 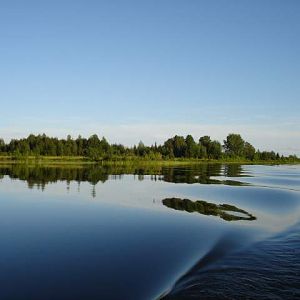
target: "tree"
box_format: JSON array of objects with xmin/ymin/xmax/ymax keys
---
[
  {"xmin": 244, "ymin": 142, "xmax": 255, "ymax": 160},
  {"xmin": 209, "ymin": 141, "xmax": 222, "ymax": 159},
  {"xmin": 199, "ymin": 136, "xmax": 211, "ymax": 158},
  {"xmin": 199, "ymin": 136, "xmax": 211, "ymax": 149},
  {"xmin": 198, "ymin": 144, "xmax": 207, "ymax": 159},
  {"xmin": 99, "ymin": 137, "xmax": 111, "ymax": 159},
  {"xmin": 76, "ymin": 135, "xmax": 84, "ymax": 156},
  {"xmin": 185, "ymin": 135, "xmax": 197, "ymax": 158},
  {"xmin": 199, "ymin": 136, "xmax": 222, "ymax": 159},
  {"xmin": 173, "ymin": 135, "xmax": 186, "ymax": 157},
  {"xmin": 137, "ymin": 141, "xmax": 146, "ymax": 156},
  {"xmin": 56, "ymin": 141, "xmax": 64, "ymax": 156},
  {"xmin": 163, "ymin": 138, "xmax": 175, "ymax": 158},
  {"xmin": 87, "ymin": 147, "xmax": 102, "ymax": 161},
  {"xmin": 223, "ymin": 133, "xmax": 245, "ymax": 157},
  {"xmin": 88, "ymin": 134, "xmax": 101, "ymax": 148},
  {"xmin": 19, "ymin": 140, "xmax": 30, "ymax": 156},
  {"xmin": 0, "ymin": 138, "xmax": 5, "ymax": 152},
  {"xmin": 162, "ymin": 136, "xmax": 187, "ymax": 158}
]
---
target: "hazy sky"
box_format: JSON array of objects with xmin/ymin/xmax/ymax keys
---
[{"xmin": 1, "ymin": 0, "xmax": 299, "ymax": 154}]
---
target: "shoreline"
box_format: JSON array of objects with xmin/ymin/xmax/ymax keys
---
[{"xmin": 0, "ymin": 156, "xmax": 299, "ymax": 166}]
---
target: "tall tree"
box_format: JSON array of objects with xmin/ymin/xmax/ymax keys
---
[
  {"xmin": 0, "ymin": 138, "xmax": 5, "ymax": 152},
  {"xmin": 173, "ymin": 135, "xmax": 186, "ymax": 157},
  {"xmin": 244, "ymin": 142, "xmax": 255, "ymax": 160},
  {"xmin": 223, "ymin": 133, "xmax": 245, "ymax": 157},
  {"xmin": 185, "ymin": 135, "xmax": 197, "ymax": 158},
  {"xmin": 209, "ymin": 140, "xmax": 222, "ymax": 159}
]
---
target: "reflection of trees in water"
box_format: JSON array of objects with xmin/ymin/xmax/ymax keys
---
[
  {"xmin": 0, "ymin": 163, "xmax": 247, "ymax": 193},
  {"xmin": 66, "ymin": 181, "xmax": 70, "ymax": 193},
  {"xmin": 162, "ymin": 198, "xmax": 256, "ymax": 221},
  {"xmin": 224, "ymin": 164, "xmax": 243, "ymax": 177},
  {"xmin": 161, "ymin": 164, "xmax": 246, "ymax": 185},
  {"xmin": 161, "ymin": 164, "xmax": 221, "ymax": 184},
  {"xmin": 0, "ymin": 165, "xmax": 112, "ymax": 186},
  {"xmin": 91, "ymin": 184, "xmax": 96, "ymax": 198}
]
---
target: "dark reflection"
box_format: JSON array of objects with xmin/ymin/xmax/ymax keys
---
[
  {"xmin": 161, "ymin": 164, "xmax": 244, "ymax": 184},
  {"xmin": 0, "ymin": 163, "xmax": 248, "ymax": 191},
  {"xmin": 162, "ymin": 198, "xmax": 256, "ymax": 221},
  {"xmin": 224, "ymin": 164, "xmax": 243, "ymax": 177}
]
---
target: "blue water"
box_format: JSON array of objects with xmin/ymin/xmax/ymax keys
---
[
  {"xmin": 0, "ymin": 164, "xmax": 299, "ymax": 299},
  {"xmin": 162, "ymin": 222, "xmax": 300, "ymax": 299}
]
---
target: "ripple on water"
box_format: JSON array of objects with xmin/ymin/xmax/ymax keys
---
[{"xmin": 162, "ymin": 222, "xmax": 300, "ymax": 300}]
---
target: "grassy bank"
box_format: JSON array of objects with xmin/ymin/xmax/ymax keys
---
[{"xmin": 0, "ymin": 155, "xmax": 299, "ymax": 166}]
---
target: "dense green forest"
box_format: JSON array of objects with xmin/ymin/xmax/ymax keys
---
[{"xmin": 0, "ymin": 133, "xmax": 298, "ymax": 162}]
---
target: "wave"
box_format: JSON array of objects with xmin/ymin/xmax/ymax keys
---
[{"xmin": 160, "ymin": 222, "xmax": 300, "ymax": 299}]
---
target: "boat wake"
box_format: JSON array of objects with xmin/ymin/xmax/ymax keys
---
[{"xmin": 160, "ymin": 222, "xmax": 300, "ymax": 299}]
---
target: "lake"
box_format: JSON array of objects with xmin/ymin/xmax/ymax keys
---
[{"xmin": 0, "ymin": 163, "xmax": 299, "ymax": 299}]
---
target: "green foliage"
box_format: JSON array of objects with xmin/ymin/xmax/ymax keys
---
[
  {"xmin": 0, "ymin": 138, "xmax": 5, "ymax": 153},
  {"xmin": 223, "ymin": 133, "xmax": 245, "ymax": 157},
  {"xmin": 244, "ymin": 142, "xmax": 256, "ymax": 160},
  {"xmin": 209, "ymin": 140, "xmax": 222, "ymax": 159},
  {"xmin": 199, "ymin": 136, "xmax": 211, "ymax": 149},
  {"xmin": 0, "ymin": 133, "xmax": 298, "ymax": 163},
  {"xmin": 162, "ymin": 135, "xmax": 187, "ymax": 158},
  {"xmin": 185, "ymin": 135, "xmax": 197, "ymax": 158},
  {"xmin": 199, "ymin": 136, "xmax": 222, "ymax": 159}
]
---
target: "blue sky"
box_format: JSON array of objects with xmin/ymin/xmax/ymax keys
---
[{"xmin": 0, "ymin": 0, "xmax": 299, "ymax": 154}]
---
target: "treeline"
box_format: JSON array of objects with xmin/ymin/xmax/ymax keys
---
[{"xmin": 0, "ymin": 133, "xmax": 298, "ymax": 162}]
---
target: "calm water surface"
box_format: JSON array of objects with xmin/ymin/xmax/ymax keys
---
[{"xmin": 0, "ymin": 164, "xmax": 299, "ymax": 299}]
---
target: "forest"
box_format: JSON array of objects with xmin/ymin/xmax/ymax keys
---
[{"xmin": 0, "ymin": 133, "xmax": 298, "ymax": 162}]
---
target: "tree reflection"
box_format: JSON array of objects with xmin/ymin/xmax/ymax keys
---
[
  {"xmin": 162, "ymin": 198, "xmax": 256, "ymax": 221},
  {"xmin": 0, "ymin": 163, "xmax": 248, "ymax": 191}
]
